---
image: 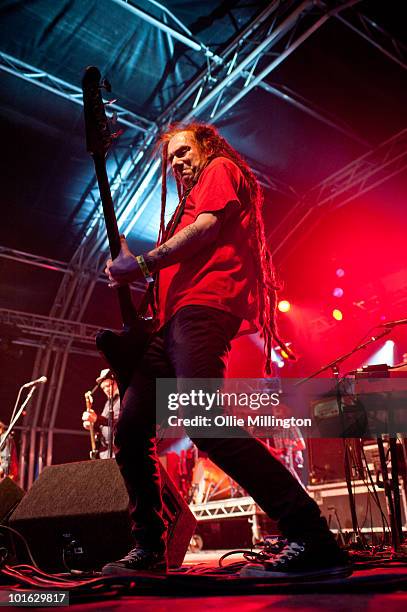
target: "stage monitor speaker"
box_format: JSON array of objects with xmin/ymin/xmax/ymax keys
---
[
  {"xmin": 9, "ymin": 459, "xmax": 196, "ymax": 571},
  {"xmin": 0, "ymin": 477, "xmax": 24, "ymax": 522}
]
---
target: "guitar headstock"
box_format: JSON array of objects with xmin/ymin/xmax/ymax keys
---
[
  {"xmin": 82, "ymin": 66, "xmax": 112, "ymax": 157},
  {"xmin": 84, "ymin": 390, "xmax": 94, "ymax": 409}
]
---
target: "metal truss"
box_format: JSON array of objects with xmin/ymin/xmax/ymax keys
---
[
  {"xmin": 190, "ymin": 496, "xmax": 264, "ymax": 521},
  {"xmin": 111, "ymin": 0, "xmax": 221, "ymax": 61},
  {"xmin": 335, "ymin": 6, "xmax": 407, "ymax": 71},
  {"xmin": 171, "ymin": 0, "xmax": 326, "ymax": 122},
  {"xmin": 0, "ymin": 245, "xmax": 145, "ymax": 292},
  {"xmin": 257, "ymin": 80, "xmax": 369, "ymax": 146},
  {"xmin": 11, "ymin": 338, "xmax": 101, "ymax": 359},
  {"xmin": 0, "ymin": 245, "xmax": 70, "ymax": 274},
  {"xmin": 0, "ymin": 52, "xmax": 154, "ymax": 132},
  {"xmin": 270, "ymin": 128, "xmax": 407, "ymax": 260},
  {"xmin": 0, "ymin": 245, "xmax": 104, "ymax": 279},
  {"xmin": 0, "ymin": 308, "xmax": 113, "ymax": 348}
]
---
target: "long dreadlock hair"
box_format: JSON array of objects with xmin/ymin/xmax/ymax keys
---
[{"xmin": 158, "ymin": 122, "xmax": 294, "ymax": 374}]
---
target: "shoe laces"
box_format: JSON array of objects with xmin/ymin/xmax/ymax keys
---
[
  {"xmin": 263, "ymin": 537, "xmax": 288, "ymax": 555},
  {"xmin": 269, "ymin": 541, "xmax": 305, "ymax": 566},
  {"xmin": 241, "ymin": 537, "xmax": 288, "ymax": 564},
  {"xmin": 122, "ymin": 547, "xmax": 154, "ymax": 562}
]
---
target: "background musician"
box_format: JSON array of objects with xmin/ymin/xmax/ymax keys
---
[{"xmin": 82, "ymin": 369, "xmax": 120, "ymax": 459}]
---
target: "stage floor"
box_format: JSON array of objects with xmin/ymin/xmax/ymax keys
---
[{"xmin": 1, "ymin": 549, "xmax": 407, "ymax": 611}]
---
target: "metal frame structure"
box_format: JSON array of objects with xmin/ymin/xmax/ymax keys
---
[
  {"xmin": 4, "ymin": 0, "xmax": 405, "ymax": 486},
  {"xmin": 0, "ymin": 52, "xmax": 154, "ymax": 133},
  {"xmin": 270, "ymin": 128, "xmax": 407, "ymax": 261},
  {"xmin": 190, "ymin": 495, "xmax": 266, "ymax": 544},
  {"xmin": 334, "ymin": 5, "xmax": 407, "ymax": 71},
  {"xmin": 0, "ymin": 246, "xmax": 146, "ymax": 292},
  {"xmin": 0, "ymin": 308, "xmax": 115, "ymax": 348},
  {"xmin": 190, "ymin": 496, "xmax": 263, "ymax": 521},
  {"xmin": 111, "ymin": 0, "xmax": 221, "ymax": 61}
]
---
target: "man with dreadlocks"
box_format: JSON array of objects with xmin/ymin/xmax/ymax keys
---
[{"xmin": 103, "ymin": 123, "xmax": 349, "ymax": 579}]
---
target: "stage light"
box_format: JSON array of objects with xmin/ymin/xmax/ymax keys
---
[
  {"xmin": 278, "ymin": 300, "xmax": 291, "ymax": 313},
  {"xmin": 336, "ymin": 268, "xmax": 345, "ymax": 278},
  {"xmin": 277, "ymin": 361, "xmax": 285, "ymax": 368},
  {"xmin": 333, "ymin": 287, "xmax": 344, "ymax": 298},
  {"xmin": 332, "ymin": 309, "xmax": 343, "ymax": 321},
  {"xmin": 364, "ymin": 340, "xmax": 395, "ymax": 367}
]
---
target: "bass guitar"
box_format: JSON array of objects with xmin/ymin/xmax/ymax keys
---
[{"xmin": 81, "ymin": 66, "xmax": 154, "ymax": 395}]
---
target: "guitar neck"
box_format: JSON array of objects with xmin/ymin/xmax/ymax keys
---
[
  {"xmin": 93, "ymin": 155, "xmax": 138, "ymax": 327},
  {"xmin": 89, "ymin": 422, "xmax": 96, "ymax": 451}
]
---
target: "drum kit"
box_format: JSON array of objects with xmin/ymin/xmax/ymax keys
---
[
  {"xmin": 190, "ymin": 458, "xmax": 244, "ymax": 504},
  {"xmin": 162, "ymin": 448, "xmax": 245, "ymax": 505}
]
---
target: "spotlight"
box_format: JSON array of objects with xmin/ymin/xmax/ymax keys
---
[
  {"xmin": 332, "ymin": 309, "xmax": 343, "ymax": 321},
  {"xmin": 278, "ymin": 300, "xmax": 291, "ymax": 313},
  {"xmin": 364, "ymin": 340, "xmax": 395, "ymax": 367},
  {"xmin": 336, "ymin": 268, "xmax": 345, "ymax": 278},
  {"xmin": 332, "ymin": 287, "xmax": 344, "ymax": 298}
]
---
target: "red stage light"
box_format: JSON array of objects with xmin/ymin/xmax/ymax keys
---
[
  {"xmin": 278, "ymin": 300, "xmax": 291, "ymax": 313},
  {"xmin": 333, "ymin": 287, "xmax": 344, "ymax": 298},
  {"xmin": 332, "ymin": 308, "xmax": 343, "ymax": 321},
  {"xmin": 336, "ymin": 268, "xmax": 345, "ymax": 278}
]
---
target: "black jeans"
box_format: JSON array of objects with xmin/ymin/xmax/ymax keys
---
[{"xmin": 114, "ymin": 305, "xmax": 332, "ymax": 551}]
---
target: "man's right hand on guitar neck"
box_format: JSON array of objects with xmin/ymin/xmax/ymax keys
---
[{"xmin": 82, "ymin": 408, "xmax": 97, "ymax": 430}]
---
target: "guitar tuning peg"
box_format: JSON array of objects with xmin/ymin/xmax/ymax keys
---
[{"xmin": 100, "ymin": 77, "xmax": 112, "ymax": 92}]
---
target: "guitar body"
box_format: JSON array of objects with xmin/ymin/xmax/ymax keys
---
[{"xmin": 96, "ymin": 319, "xmax": 154, "ymax": 395}]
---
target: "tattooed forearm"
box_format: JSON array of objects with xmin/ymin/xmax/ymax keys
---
[
  {"xmin": 155, "ymin": 243, "xmax": 171, "ymax": 260},
  {"xmin": 183, "ymin": 225, "xmax": 200, "ymax": 240},
  {"xmin": 144, "ymin": 214, "xmax": 219, "ymax": 272}
]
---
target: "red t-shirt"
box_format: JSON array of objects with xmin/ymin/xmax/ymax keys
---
[{"xmin": 157, "ymin": 156, "xmax": 257, "ymax": 327}]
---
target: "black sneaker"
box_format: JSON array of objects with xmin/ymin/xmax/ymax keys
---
[
  {"xmin": 102, "ymin": 547, "xmax": 167, "ymax": 576},
  {"xmin": 240, "ymin": 540, "xmax": 352, "ymax": 580}
]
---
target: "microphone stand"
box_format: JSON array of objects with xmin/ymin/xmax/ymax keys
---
[
  {"xmin": 296, "ymin": 326, "xmax": 393, "ymax": 548},
  {"xmin": 0, "ymin": 386, "xmax": 37, "ymax": 453},
  {"xmin": 295, "ymin": 327, "xmax": 392, "ymax": 385},
  {"xmin": 107, "ymin": 379, "xmax": 115, "ymax": 459}
]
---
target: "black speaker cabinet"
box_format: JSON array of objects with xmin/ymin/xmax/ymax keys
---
[
  {"xmin": 0, "ymin": 477, "xmax": 24, "ymax": 522},
  {"xmin": 9, "ymin": 459, "xmax": 196, "ymax": 571}
]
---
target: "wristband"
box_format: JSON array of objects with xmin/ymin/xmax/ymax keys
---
[{"xmin": 136, "ymin": 255, "xmax": 154, "ymax": 283}]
